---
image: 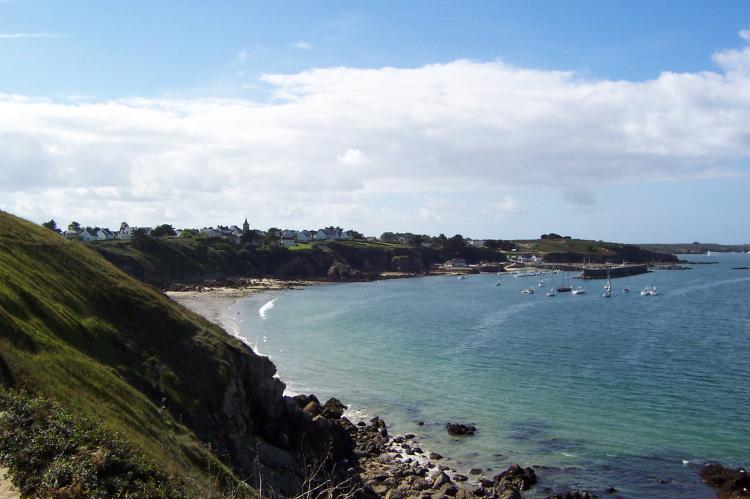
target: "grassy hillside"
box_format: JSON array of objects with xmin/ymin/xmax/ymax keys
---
[
  {"xmin": 88, "ymin": 236, "xmax": 467, "ymax": 288},
  {"xmin": 512, "ymin": 238, "xmax": 678, "ymax": 263},
  {"xmin": 0, "ymin": 211, "xmax": 352, "ymax": 496},
  {"xmin": 638, "ymin": 242, "xmax": 750, "ymax": 255},
  {"xmin": 0, "ymin": 211, "xmax": 253, "ymax": 495}
]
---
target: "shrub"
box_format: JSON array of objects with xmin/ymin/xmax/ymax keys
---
[{"xmin": 0, "ymin": 388, "xmax": 187, "ymax": 498}]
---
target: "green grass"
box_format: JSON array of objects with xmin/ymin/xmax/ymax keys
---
[
  {"xmin": 0, "ymin": 211, "xmax": 253, "ymax": 495},
  {"xmin": 0, "ymin": 387, "xmax": 187, "ymax": 497}
]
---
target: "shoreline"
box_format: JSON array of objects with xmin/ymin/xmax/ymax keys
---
[
  {"xmin": 168, "ymin": 281, "xmax": 592, "ymax": 497},
  {"xmin": 168, "ymin": 276, "xmax": 738, "ymax": 498}
]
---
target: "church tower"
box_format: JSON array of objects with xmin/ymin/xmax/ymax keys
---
[{"xmin": 243, "ymin": 217, "xmax": 249, "ymax": 232}]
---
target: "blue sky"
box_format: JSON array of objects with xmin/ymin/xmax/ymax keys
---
[{"xmin": 2, "ymin": 1, "xmax": 750, "ymax": 242}]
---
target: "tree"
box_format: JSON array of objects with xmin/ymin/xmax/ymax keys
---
[
  {"xmin": 151, "ymin": 224, "xmax": 177, "ymax": 238},
  {"xmin": 180, "ymin": 229, "xmax": 199, "ymax": 238},
  {"xmin": 42, "ymin": 219, "xmax": 58, "ymax": 232},
  {"xmin": 380, "ymin": 232, "xmax": 395, "ymax": 243},
  {"xmin": 68, "ymin": 221, "xmax": 81, "ymax": 233},
  {"xmin": 264, "ymin": 228, "xmax": 281, "ymax": 246},
  {"xmin": 408, "ymin": 234, "xmax": 424, "ymax": 247},
  {"xmin": 445, "ymin": 234, "xmax": 466, "ymax": 256},
  {"xmin": 241, "ymin": 230, "xmax": 261, "ymax": 246},
  {"xmin": 350, "ymin": 230, "xmax": 364, "ymax": 240}
]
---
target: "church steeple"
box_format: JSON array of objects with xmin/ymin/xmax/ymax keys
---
[{"xmin": 242, "ymin": 217, "xmax": 249, "ymax": 232}]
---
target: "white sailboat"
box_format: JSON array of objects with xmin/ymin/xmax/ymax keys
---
[
  {"xmin": 603, "ymin": 268, "xmax": 612, "ymax": 298},
  {"xmin": 546, "ymin": 287, "xmax": 557, "ymax": 297},
  {"xmin": 640, "ymin": 283, "xmax": 658, "ymax": 296},
  {"xmin": 538, "ymin": 279, "xmax": 545, "ymax": 287}
]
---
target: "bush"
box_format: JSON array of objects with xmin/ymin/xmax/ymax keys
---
[{"xmin": 0, "ymin": 388, "xmax": 187, "ymax": 498}]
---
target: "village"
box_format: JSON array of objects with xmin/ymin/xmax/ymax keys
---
[{"xmin": 46, "ymin": 217, "xmax": 498, "ymax": 251}]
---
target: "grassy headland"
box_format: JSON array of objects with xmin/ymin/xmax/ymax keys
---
[{"xmin": 0, "ymin": 211, "xmax": 355, "ymax": 496}]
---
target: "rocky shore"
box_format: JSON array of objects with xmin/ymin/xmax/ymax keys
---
[{"xmin": 289, "ymin": 393, "xmax": 606, "ymax": 499}]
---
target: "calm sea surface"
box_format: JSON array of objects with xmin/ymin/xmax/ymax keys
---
[{"xmin": 220, "ymin": 253, "xmax": 750, "ymax": 498}]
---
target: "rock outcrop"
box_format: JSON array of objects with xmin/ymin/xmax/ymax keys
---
[{"xmin": 700, "ymin": 463, "xmax": 750, "ymax": 498}]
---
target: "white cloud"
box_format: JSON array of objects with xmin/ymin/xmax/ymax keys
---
[
  {"xmin": 337, "ymin": 148, "xmax": 370, "ymax": 167},
  {"xmin": 493, "ymin": 195, "xmax": 526, "ymax": 215},
  {"xmin": 2, "ymin": 32, "xmax": 750, "ymax": 230},
  {"xmin": 291, "ymin": 41, "xmax": 313, "ymax": 50},
  {"xmin": 740, "ymin": 29, "xmax": 750, "ymax": 42},
  {"xmin": 0, "ymin": 32, "xmax": 59, "ymax": 39}
]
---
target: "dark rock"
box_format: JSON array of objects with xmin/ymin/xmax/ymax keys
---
[
  {"xmin": 454, "ymin": 474, "xmax": 468, "ymax": 482},
  {"xmin": 429, "ymin": 452, "xmax": 443, "ymax": 460},
  {"xmin": 473, "ymin": 486, "xmax": 486, "ymax": 497},
  {"xmin": 413, "ymin": 446, "xmax": 423, "ymax": 454},
  {"xmin": 432, "ymin": 471, "xmax": 452, "ymax": 489},
  {"xmin": 357, "ymin": 421, "xmax": 367, "ymax": 427},
  {"xmin": 417, "ymin": 421, "xmax": 425, "ymax": 426},
  {"xmin": 446, "ymin": 422, "xmax": 477, "ymax": 436},
  {"xmin": 405, "ymin": 433, "xmax": 416, "ymax": 439},
  {"xmin": 479, "ymin": 478, "xmax": 494, "ymax": 488},
  {"xmin": 292, "ymin": 393, "xmax": 319, "ymax": 409},
  {"xmin": 498, "ymin": 489, "xmax": 522, "ymax": 499},
  {"xmin": 321, "ymin": 397, "xmax": 347, "ymax": 419},
  {"xmin": 605, "ymin": 487, "xmax": 617, "ymax": 494},
  {"xmin": 544, "ymin": 491, "xmax": 597, "ymax": 499},
  {"xmin": 699, "ymin": 462, "xmax": 750, "ymax": 498},
  {"xmin": 303, "ymin": 400, "xmax": 322, "ymax": 417},
  {"xmin": 394, "ymin": 435, "xmax": 405, "ymax": 443},
  {"xmin": 442, "ymin": 483, "xmax": 459, "ymax": 496},
  {"xmin": 494, "ymin": 464, "xmax": 537, "ymax": 491},
  {"xmin": 469, "ymin": 468, "xmax": 482, "ymax": 475}
]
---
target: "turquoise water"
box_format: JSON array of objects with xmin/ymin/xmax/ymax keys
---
[{"xmin": 222, "ymin": 253, "xmax": 750, "ymax": 498}]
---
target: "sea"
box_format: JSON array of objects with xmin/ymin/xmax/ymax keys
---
[{"xmin": 218, "ymin": 253, "xmax": 750, "ymax": 498}]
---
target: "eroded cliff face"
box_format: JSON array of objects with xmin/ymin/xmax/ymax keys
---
[{"xmin": 185, "ymin": 338, "xmax": 356, "ymax": 495}]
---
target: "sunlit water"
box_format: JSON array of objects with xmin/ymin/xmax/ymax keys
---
[{"xmin": 219, "ymin": 253, "xmax": 750, "ymax": 498}]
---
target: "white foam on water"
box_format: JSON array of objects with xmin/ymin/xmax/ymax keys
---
[{"xmin": 259, "ymin": 298, "xmax": 276, "ymax": 319}]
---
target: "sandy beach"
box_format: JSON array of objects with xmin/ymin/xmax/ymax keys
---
[{"xmin": 166, "ymin": 278, "xmax": 325, "ymax": 325}]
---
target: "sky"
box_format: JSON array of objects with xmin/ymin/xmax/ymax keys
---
[{"xmin": 1, "ymin": 1, "xmax": 750, "ymax": 243}]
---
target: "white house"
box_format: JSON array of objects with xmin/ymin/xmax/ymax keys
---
[
  {"xmin": 79, "ymin": 227, "xmax": 99, "ymax": 242},
  {"xmin": 97, "ymin": 228, "xmax": 115, "ymax": 240},
  {"xmin": 468, "ymin": 239, "xmax": 486, "ymax": 248},
  {"xmin": 296, "ymin": 231, "xmax": 311, "ymax": 242},
  {"xmin": 339, "ymin": 230, "xmax": 353, "ymax": 240},
  {"xmin": 313, "ymin": 229, "xmax": 328, "ymax": 241},
  {"xmin": 281, "ymin": 230, "xmax": 297, "ymax": 247},
  {"xmin": 117, "ymin": 222, "xmax": 132, "ymax": 240}
]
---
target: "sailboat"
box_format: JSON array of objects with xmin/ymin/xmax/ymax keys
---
[
  {"xmin": 602, "ymin": 268, "xmax": 612, "ymax": 298},
  {"xmin": 546, "ymin": 287, "xmax": 557, "ymax": 297},
  {"xmin": 556, "ymin": 271, "xmax": 572, "ymax": 292},
  {"xmin": 538, "ymin": 279, "xmax": 545, "ymax": 287},
  {"xmin": 640, "ymin": 285, "xmax": 658, "ymax": 296}
]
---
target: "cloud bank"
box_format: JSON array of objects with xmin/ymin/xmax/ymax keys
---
[{"xmin": 2, "ymin": 32, "xmax": 750, "ymax": 230}]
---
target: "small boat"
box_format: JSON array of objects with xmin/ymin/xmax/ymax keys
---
[
  {"xmin": 457, "ymin": 275, "xmax": 467, "ymax": 280},
  {"xmin": 622, "ymin": 287, "xmax": 631, "ymax": 293},
  {"xmin": 557, "ymin": 271, "xmax": 572, "ymax": 292},
  {"xmin": 640, "ymin": 285, "xmax": 658, "ymax": 296},
  {"xmin": 538, "ymin": 279, "xmax": 545, "ymax": 287},
  {"xmin": 603, "ymin": 268, "xmax": 612, "ymax": 297},
  {"xmin": 546, "ymin": 288, "xmax": 557, "ymax": 297},
  {"xmin": 495, "ymin": 281, "xmax": 501, "ymax": 286},
  {"xmin": 572, "ymin": 287, "xmax": 586, "ymax": 295},
  {"xmin": 521, "ymin": 287, "xmax": 535, "ymax": 294}
]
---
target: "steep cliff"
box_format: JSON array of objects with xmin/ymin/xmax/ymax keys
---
[{"xmin": 0, "ymin": 211, "xmax": 353, "ymax": 496}]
